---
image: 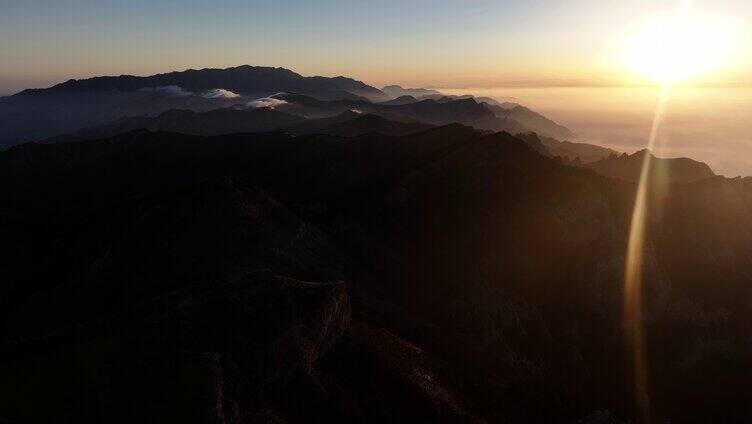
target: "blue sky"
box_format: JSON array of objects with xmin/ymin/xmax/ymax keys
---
[{"xmin": 1, "ymin": 0, "xmax": 750, "ymax": 94}]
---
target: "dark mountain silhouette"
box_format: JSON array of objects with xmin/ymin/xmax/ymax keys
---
[
  {"xmin": 489, "ymin": 104, "xmax": 574, "ymax": 139},
  {"xmin": 378, "ymin": 95, "xmax": 419, "ymax": 105},
  {"xmin": 381, "ymin": 85, "xmax": 516, "ymax": 107},
  {"xmin": 422, "ymin": 93, "xmax": 517, "ymax": 107},
  {"xmin": 44, "ymin": 108, "xmax": 435, "ymax": 143},
  {"xmin": 274, "ymin": 93, "xmax": 529, "ymax": 134},
  {"xmin": 517, "ymin": 132, "xmax": 619, "ymax": 163},
  {"xmin": 44, "ymin": 107, "xmax": 306, "ymax": 142},
  {"xmin": 55, "ymin": 92, "xmax": 544, "ymax": 140},
  {"xmin": 18, "ymin": 65, "xmax": 387, "ymax": 102},
  {"xmin": 515, "ymin": 131, "xmax": 551, "ymax": 156},
  {"xmin": 0, "ymin": 125, "xmax": 481, "ymax": 214},
  {"xmin": 0, "ymin": 89, "xmax": 245, "ymax": 147},
  {"xmin": 298, "ymin": 113, "xmax": 434, "ymax": 137},
  {"xmin": 381, "ymin": 85, "xmax": 442, "ymax": 99},
  {"xmin": 0, "ymin": 66, "xmax": 569, "ymax": 154},
  {"xmin": 585, "ymin": 149, "xmax": 716, "ymax": 184},
  {"xmin": 0, "ymin": 66, "xmax": 388, "ymax": 147},
  {"xmin": 542, "ymin": 137, "xmax": 619, "ymax": 163},
  {"xmin": 2, "ymin": 125, "xmax": 752, "ymax": 423}
]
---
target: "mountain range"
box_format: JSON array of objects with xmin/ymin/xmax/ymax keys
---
[
  {"xmin": 19, "ymin": 65, "xmax": 387, "ymax": 101},
  {"xmin": 0, "ymin": 66, "xmax": 384, "ymax": 146},
  {"xmin": 0, "ymin": 65, "xmax": 571, "ymax": 147},
  {"xmin": 585, "ymin": 149, "xmax": 716, "ymax": 184},
  {"xmin": 0, "ymin": 65, "xmax": 744, "ymax": 424}
]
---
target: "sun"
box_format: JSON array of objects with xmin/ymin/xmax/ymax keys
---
[{"xmin": 613, "ymin": 5, "xmax": 740, "ymax": 84}]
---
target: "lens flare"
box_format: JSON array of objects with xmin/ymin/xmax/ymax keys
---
[{"xmin": 624, "ymin": 83, "xmax": 671, "ymax": 422}]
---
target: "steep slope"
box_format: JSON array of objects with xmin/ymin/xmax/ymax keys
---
[
  {"xmin": 489, "ymin": 104, "xmax": 574, "ymax": 139},
  {"xmin": 517, "ymin": 132, "xmax": 619, "ymax": 163},
  {"xmin": 585, "ymin": 149, "xmax": 716, "ymax": 183},
  {"xmin": 378, "ymin": 95, "xmax": 419, "ymax": 105},
  {"xmin": 541, "ymin": 137, "xmax": 619, "ymax": 163},
  {"xmin": 1, "ymin": 128, "xmax": 751, "ymax": 423}
]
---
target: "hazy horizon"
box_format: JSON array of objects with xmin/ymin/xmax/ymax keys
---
[
  {"xmin": 2, "ymin": 0, "xmax": 751, "ymax": 175},
  {"xmin": 3, "ymin": 65, "xmax": 752, "ymax": 98},
  {"xmin": 2, "ymin": 0, "xmax": 751, "ymax": 95},
  {"xmin": 443, "ymin": 85, "xmax": 752, "ymax": 177},
  {"xmin": 4, "ymin": 65, "xmax": 750, "ymax": 176}
]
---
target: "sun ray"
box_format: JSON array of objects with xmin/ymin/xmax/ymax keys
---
[{"xmin": 624, "ymin": 81, "xmax": 671, "ymax": 423}]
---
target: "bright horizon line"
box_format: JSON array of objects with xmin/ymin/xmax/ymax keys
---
[{"xmin": 3, "ymin": 69, "xmax": 750, "ymax": 97}]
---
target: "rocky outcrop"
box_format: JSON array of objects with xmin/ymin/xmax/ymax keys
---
[{"xmin": 585, "ymin": 149, "xmax": 716, "ymax": 184}]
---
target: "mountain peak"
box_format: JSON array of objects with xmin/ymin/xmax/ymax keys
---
[
  {"xmin": 15, "ymin": 65, "xmax": 387, "ymax": 102},
  {"xmin": 585, "ymin": 148, "xmax": 715, "ymax": 183}
]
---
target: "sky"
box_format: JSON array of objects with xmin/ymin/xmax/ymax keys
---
[{"xmin": 1, "ymin": 0, "xmax": 751, "ymax": 95}]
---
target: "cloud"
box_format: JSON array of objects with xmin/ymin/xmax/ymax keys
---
[
  {"xmin": 244, "ymin": 97, "xmax": 288, "ymax": 109},
  {"xmin": 141, "ymin": 85, "xmax": 192, "ymax": 97},
  {"xmin": 201, "ymin": 88, "xmax": 240, "ymax": 99}
]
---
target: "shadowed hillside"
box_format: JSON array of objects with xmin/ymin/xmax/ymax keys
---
[
  {"xmin": 2, "ymin": 126, "xmax": 751, "ymax": 423},
  {"xmin": 586, "ymin": 149, "xmax": 716, "ymax": 184}
]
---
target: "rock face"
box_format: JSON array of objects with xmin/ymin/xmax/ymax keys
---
[{"xmin": 2, "ymin": 126, "xmax": 752, "ymax": 423}]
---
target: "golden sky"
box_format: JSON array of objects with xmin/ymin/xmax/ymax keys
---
[{"xmin": 1, "ymin": 0, "xmax": 750, "ymax": 93}]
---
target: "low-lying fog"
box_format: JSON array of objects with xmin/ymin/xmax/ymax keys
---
[{"xmin": 443, "ymin": 86, "xmax": 752, "ymax": 177}]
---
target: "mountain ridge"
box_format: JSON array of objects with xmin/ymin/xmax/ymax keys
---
[
  {"xmin": 585, "ymin": 148, "xmax": 716, "ymax": 184},
  {"xmin": 15, "ymin": 65, "xmax": 387, "ymax": 102},
  {"xmin": 2, "ymin": 126, "xmax": 752, "ymax": 422}
]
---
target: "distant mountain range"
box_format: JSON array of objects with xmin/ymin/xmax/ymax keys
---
[
  {"xmin": 381, "ymin": 85, "xmax": 442, "ymax": 99},
  {"xmin": 517, "ymin": 132, "xmax": 619, "ymax": 163},
  {"xmin": 37, "ymin": 89, "xmax": 577, "ymax": 146},
  {"xmin": 0, "ymin": 65, "xmax": 571, "ymax": 147},
  {"xmin": 271, "ymin": 93, "xmax": 530, "ymax": 134},
  {"xmin": 0, "ymin": 66, "xmax": 386, "ymax": 146},
  {"xmin": 382, "ymin": 85, "xmax": 519, "ymax": 106},
  {"xmin": 45, "ymin": 108, "xmax": 435, "ymax": 142},
  {"xmin": 19, "ymin": 65, "xmax": 387, "ymax": 102},
  {"xmin": 489, "ymin": 104, "xmax": 573, "ymax": 139},
  {"xmin": 3, "ymin": 64, "xmax": 725, "ymax": 188}
]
